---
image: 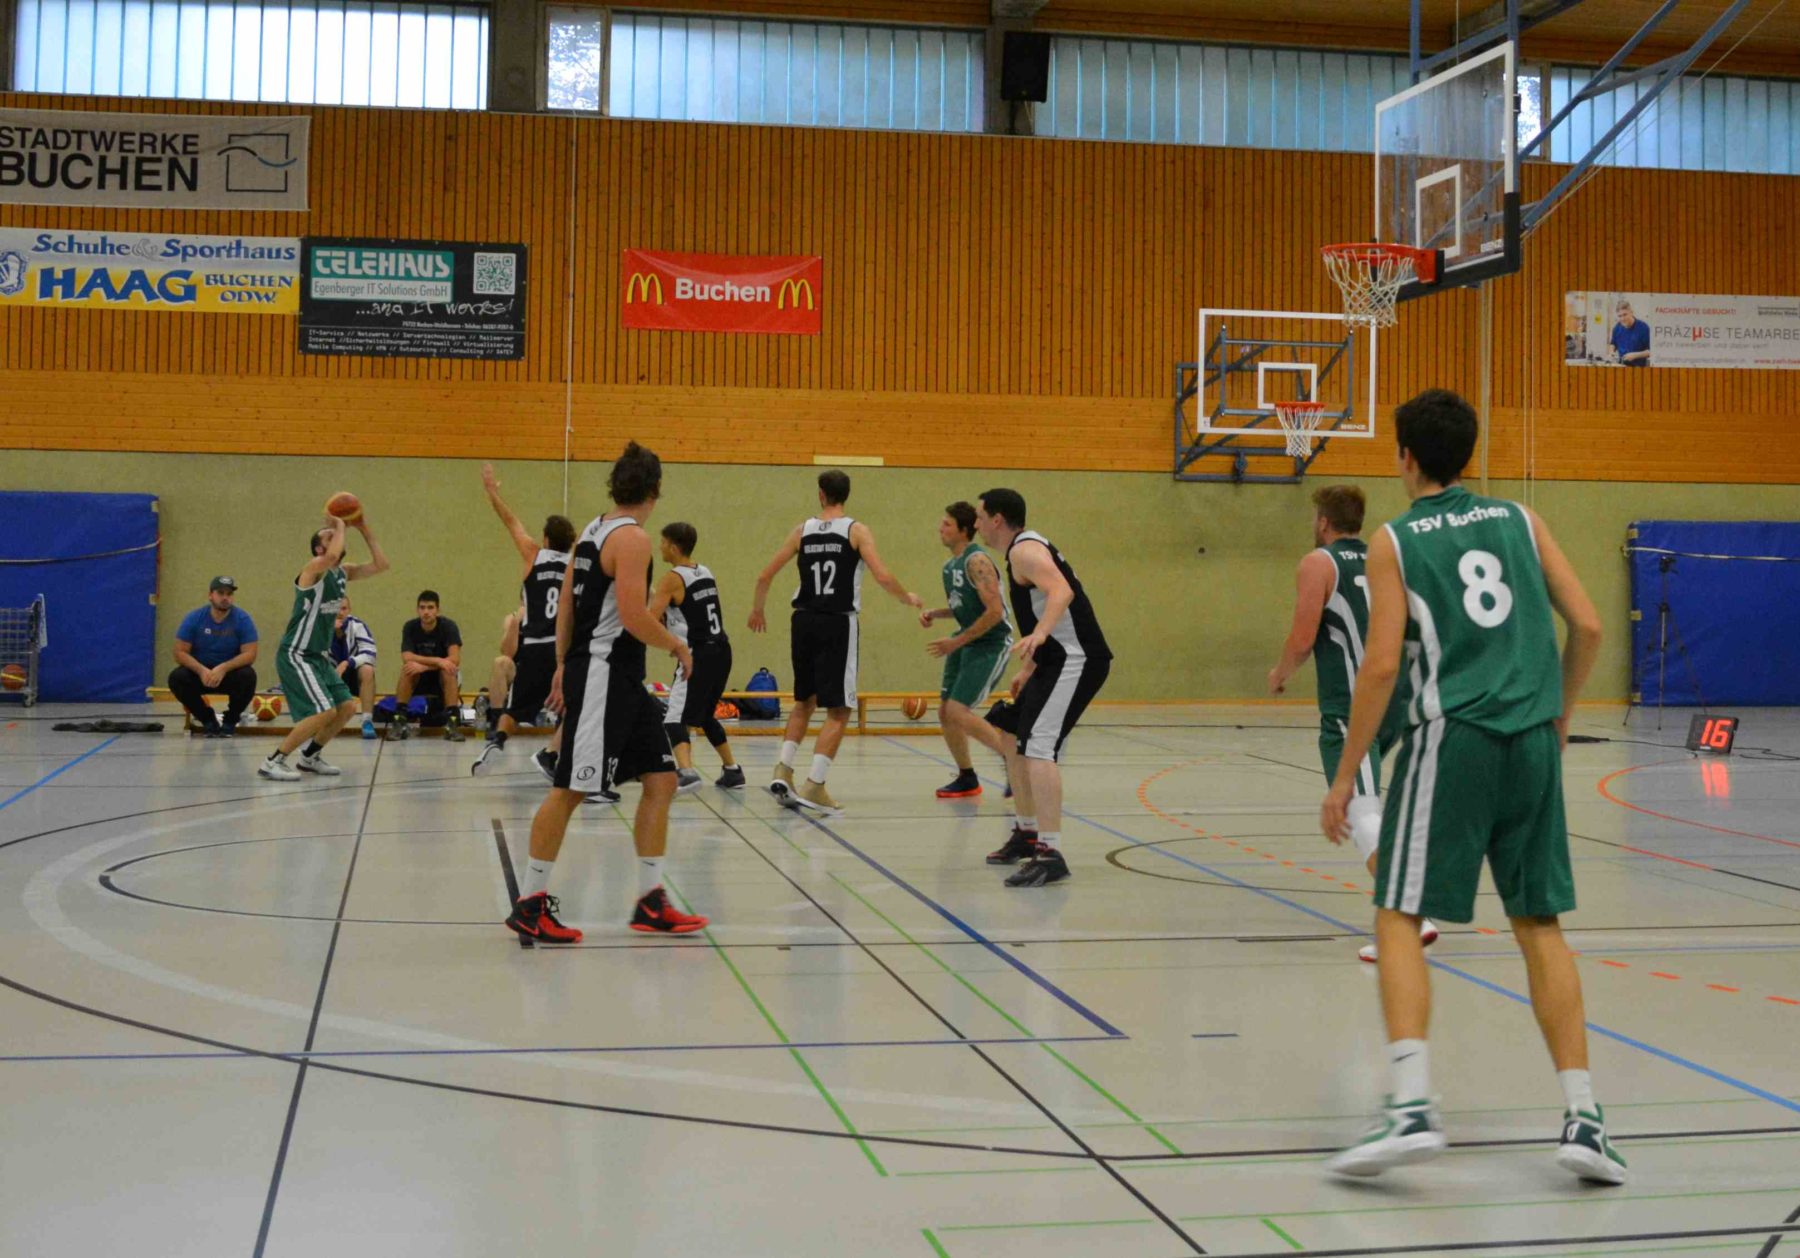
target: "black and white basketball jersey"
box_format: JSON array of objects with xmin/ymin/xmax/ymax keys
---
[
  {"xmin": 1006, "ymin": 531, "xmax": 1113, "ymax": 666},
  {"xmin": 519, "ymin": 547, "xmax": 572, "ymax": 644},
  {"xmin": 569, "ymin": 515, "xmax": 648, "ymax": 676},
  {"xmin": 791, "ymin": 516, "xmax": 864, "ymax": 615},
  {"xmin": 665, "ymin": 564, "xmax": 728, "ymax": 649}
]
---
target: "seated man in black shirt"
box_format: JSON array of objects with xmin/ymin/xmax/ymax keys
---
[{"xmin": 395, "ymin": 589, "xmax": 463, "ymax": 731}]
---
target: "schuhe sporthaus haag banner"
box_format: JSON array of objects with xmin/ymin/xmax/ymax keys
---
[
  {"xmin": 1565, "ymin": 291, "xmax": 1800, "ymax": 370},
  {"xmin": 621, "ymin": 250, "xmax": 822, "ymax": 335},
  {"xmin": 0, "ymin": 108, "xmax": 310, "ymax": 211},
  {"xmin": 0, "ymin": 229, "xmax": 299, "ymax": 313}
]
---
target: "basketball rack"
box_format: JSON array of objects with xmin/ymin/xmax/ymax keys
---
[{"xmin": 0, "ymin": 596, "xmax": 45, "ymax": 706}]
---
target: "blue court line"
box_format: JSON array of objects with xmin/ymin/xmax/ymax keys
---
[
  {"xmin": 886, "ymin": 738, "xmax": 1800, "ymax": 1117},
  {"xmin": 0, "ymin": 736, "xmax": 120, "ymax": 814},
  {"xmin": 790, "ymin": 809, "xmax": 1127, "ymax": 1038},
  {"xmin": 0, "ymin": 1032, "xmax": 1168, "ymax": 1064}
]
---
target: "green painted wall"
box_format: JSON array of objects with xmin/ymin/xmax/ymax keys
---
[{"xmin": 6, "ymin": 450, "xmax": 1798, "ymax": 703}]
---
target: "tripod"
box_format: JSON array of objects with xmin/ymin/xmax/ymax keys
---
[{"xmin": 1625, "ymin": 554, "xmax": 1708, "ymax": 730}]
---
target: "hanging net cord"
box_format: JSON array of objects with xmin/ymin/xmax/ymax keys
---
[
  {"xmin": 1320, "ymin": 244, "xmax": 1430, "ymax": 328},
  {"xmin": 1272, "ymin": 401, "xmax": 1327, "ymax": 458}
]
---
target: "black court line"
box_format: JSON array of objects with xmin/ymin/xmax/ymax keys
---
[
  {"xmin": 1572, "ymin": 829, "xmax": 1800, "ymax": 896},
  {"xmin": 1756, "ymin": 1201, "xmax": 1800, "ymax": 1258},
  {"xmin": 253, "ymin": 739, "xmax": 385, "ymax": 1258},
  {"xmin": 1204, "ymin": 1221, "xmax": 1800, "ymax": 1258},
  {"xmin": 1104, "ymin": 1121, "xmax": 1800, "ymax": 1162},
  {"xmin": 692, "ymin": 792, "xmax": 1207, "ymax": 1256},
  {"xmin": 490, "ymin": 817, "xmax": 531, "ymax": 949}
]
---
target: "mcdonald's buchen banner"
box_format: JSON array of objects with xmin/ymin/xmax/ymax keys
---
[{"xmin": 620, "ymin": 250, "xmax": 822, "ymax": 334}]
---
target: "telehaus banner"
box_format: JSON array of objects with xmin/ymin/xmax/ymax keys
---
[
  {"xmin": 621, "ymin": 250, "xmax": 821, "ymax": 335},
  {"xmin": 0, "ymin": 109, "xmax": 310, "ymax": 210}
]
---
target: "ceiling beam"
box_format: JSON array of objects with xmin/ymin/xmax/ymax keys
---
[{"xmin": 992, "ymin": 0, "xmax": 1048, "ymax": 16}]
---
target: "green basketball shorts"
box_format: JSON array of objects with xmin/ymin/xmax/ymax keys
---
[
  {"xmin": 278, "ymin": 648, "xmax": 353, "ymax": 722},
  {"xmin": 1375, "ymin": 718, "xmax": 1575, "ymax": 924},
  {"xmin": 940, "ymin": 638, "xmax": 1010, "ymax": 709}
]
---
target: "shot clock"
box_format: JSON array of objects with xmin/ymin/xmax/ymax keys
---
[{"xmin": 1685, "ymin": 714, "xmax": 1739, "ymax": 755}]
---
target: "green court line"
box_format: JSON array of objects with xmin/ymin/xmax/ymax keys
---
[
  {"xmin": 921, "ymin": 1229, "xmax": 952, "ymax": 1258},
  {"xmin": 824, "ymin": 869, "xmax": 1184, "ymax": 1155},
  {"xmin": 1261, "ymin": 1218, "xmax": 1305, "ymax": 1251},
  {"xmin": 664, "ymin": 875, "xmax": 887, "ymax": 1177}
]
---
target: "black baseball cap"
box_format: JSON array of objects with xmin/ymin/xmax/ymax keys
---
[{"xmin": 209, "ymin": 576, "xmax": 238, "ymax": 592}]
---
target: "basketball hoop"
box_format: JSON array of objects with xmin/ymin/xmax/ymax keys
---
[
  {"xmin": 1272, "ymin": 400, "xmax": 1326, "ymax": 459},
  {"xmin": 1320, "ymin": 243, "xmax": 1438, "ymax": 328}
]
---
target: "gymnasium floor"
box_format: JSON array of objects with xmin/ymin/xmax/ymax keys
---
[{"xmin": 2, "ymin": 703, "xmax": 1797, "ymax": 1257}]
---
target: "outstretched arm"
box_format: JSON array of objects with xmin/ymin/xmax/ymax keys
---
[
  {"xmin": 850, "ymin": 522, "xmax": 921, "ymax": 610},
  {"xmin": 482, "ymin": 463, "xmax": 539, "ymax": 567},
  {"xmin": 748, "ymin": 525, "xmax": 803, "ymax": 633},
  {"xmin": 343, "ymin": 517, "xmax": 389, "ymax": 581},
  {"xmin": 1269, "ymin": 551, "xmax": 1333, "ymax": 695}
]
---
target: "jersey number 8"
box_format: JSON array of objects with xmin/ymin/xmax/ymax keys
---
[
  {"xmin": 545, "ymin": 585, "xmax": 560, "ymax": 622},
  {"xmin": 1458, "ymin": 550, "xmax": 1513, "ymax": 628}
]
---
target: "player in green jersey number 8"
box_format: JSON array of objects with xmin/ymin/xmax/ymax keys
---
[{"xmin": 1318, "ymin": 389, "xmax": 1624, "ymax": 1188}]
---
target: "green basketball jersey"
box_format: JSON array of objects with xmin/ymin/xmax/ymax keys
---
[
  {"xmin": 1387, "ymin": 485, "xmax": 1562, "ymax": 734},
  {"xmin": 281, "ymin": 565, "xmax": 347, "ymax": 658},
  {"xmin": 1313, "ymin": 539, "xmax": 1372, "ymax": 722},
  {"xmin": 942, "ymin": 546, "xmax": 1011, "ymax": 646}
]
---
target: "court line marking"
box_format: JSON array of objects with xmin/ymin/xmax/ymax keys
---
[
  {"xmin": 1598, "ymin": 762, "xmax": 1800, "ymax": 850},
  {"xmin": 889, "ymin": 740, "xmax": 1800, "ymax": 1119},
  {"xmin": 0, "ymin": 735, "xmax": 120, "ymax": 813}
]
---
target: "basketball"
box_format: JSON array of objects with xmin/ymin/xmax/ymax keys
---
[
  {"xmin": 324, "ymin": 491, "xmax": 363, "ymax": 522},
  {"xmin": 251, "ymin": 694, "xmax": 283, "ymax": 721},
  {"xmin": 0, "ymin": 663, "xmax": 24, "ymax": 692},
  {"xmin": 901, "ymin": 696, "xmax": 928, "ymax": 720}
]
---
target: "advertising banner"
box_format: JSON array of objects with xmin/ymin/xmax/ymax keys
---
[
  {"xmin": 0, "ymin": 228, "xmax": 299, "ymax": 313},
  {"xmin": 1565, "ymin": 291, "xmax": 1800, "ymax": 370},
  {"xmin": 299, "ymin": 238, "xmax": 527, "ymax": 360},
  {"xmin": 0, "ymin": 108, "xmax": 309, "ymax": 210},
  {"xmin": 621, "ymin": 250, "xmax": 822, "ymax": 335}
]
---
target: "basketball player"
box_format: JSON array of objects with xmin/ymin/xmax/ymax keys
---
[
  {"xmin": 1319, "ymin": 389, "xmax": 1622, "ymax": 1185},
  {"xmin": 648, "ymin": 522, "xmax": 745, "ymax": 792},
  {"xmin": 748, "ymin": 469, "xmax": 921, "ymax": 816},
  {"xmin": 504, "ymin": 442, "xmax": 706, "ymax": 942},
  {"xmin": 472, "ymin": 464, "xmax": 576, "ymax": 781},
  {"xmin": 973, "ymin": 489, "xmax": 1112, "ymax": 887},
  {"xmin": 259, "ymin": 512, "xmax": 390, "ymax": 780},
  {"xmin": 1269, "ymin": 484, "xmax": 1438, "ymax": 963},
  {"xmin": 919, "ymin": 502, "xmax": 1011, "ymax": 798}
]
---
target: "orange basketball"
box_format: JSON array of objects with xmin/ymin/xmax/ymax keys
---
[
  {"xmin": 901, "ymin": 696, "xmax": 928, "ymax": 720},
  {"xmin": 0, "ymin": 663, "xmax": 25, "ymax": 692},
  {"xmin": 251, "ymin": 694, "xmax": 283, "ymax": 721},
  {"xmin": 324, "ymin": 491, "xmax": 363, "ymax": 523}
]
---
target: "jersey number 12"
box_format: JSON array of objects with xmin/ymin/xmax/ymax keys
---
[{"xmin": 811, "ymin": 561, "xmax": 837, "ymax": 598}]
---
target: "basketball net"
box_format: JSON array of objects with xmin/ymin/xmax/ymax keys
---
[
  {"xmin": 1272, "ymin": 400, "xmax": 1326, "ymax": 459},
  {"xmin": 1320, "ymin": 243, "xmax": 1435, "ymax": 329}
]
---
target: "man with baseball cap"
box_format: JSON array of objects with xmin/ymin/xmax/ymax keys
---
[{"xmin": 169, "ymin": 576, "xmax": 261, "ymax": 737}]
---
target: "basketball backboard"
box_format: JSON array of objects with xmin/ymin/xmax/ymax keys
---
[
  {"xmin": 1375, "ymin": 41, "xmax": 1520, "ymax": 302},
  {"xmin": 1194, "ymin": 308, "xmax": 1375, "ymax": 440}
]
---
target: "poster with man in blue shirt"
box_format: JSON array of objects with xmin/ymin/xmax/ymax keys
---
[
  {"xmin": 1610, "ymin": 301, "xmax": 1651, "ymax": 366},
  {"xmin": 169, "ymin": 576, "xmax": 260, "ymax": 736}
]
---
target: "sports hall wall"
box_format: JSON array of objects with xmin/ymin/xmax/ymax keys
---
[{"xmin": 5, "ymin": 91, "xmax": 1800, "ymax": 701}]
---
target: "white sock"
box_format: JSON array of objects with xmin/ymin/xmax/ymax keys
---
[
  {"xmin": 1388, "ymin": 1039, "xmax": 1430, "ymax": 1103},
  {"xmin": 1035, "ymin": 830, "xmax": 1060, "ymax": 852},
  {"xmin": 779, "ymin": 740, "xmax": 800, "ymax": 769},
  {"xmin": 1015, "ymin": 814, "xmax": 1038, "ymax": 833},
  {"xmin": 809, "ymin": 754, "xmax": 832, "ymax": 785},
  {"xmin": 522, "ymin": 858, "xmax": 553, "ymax": 899},
  {"xmin": 638, "ymin": 856, "xmax": 664, "ymax": 896},
  {"xmin": 1558, "ymin": 1068, "xmax": 1596, "ymax": 1116},
  {"xmin": 1348, "ymin": 795, "xmax": 1383, "ymax": 861}
]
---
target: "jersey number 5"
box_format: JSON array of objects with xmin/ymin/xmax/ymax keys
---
[
  {"xmin": 705, "ymin": 602, "xmax": 723, "ymax": 636},
  {"xmin": 1458, "ymin": 550, "xmax": 1514, "ymax": 628}
]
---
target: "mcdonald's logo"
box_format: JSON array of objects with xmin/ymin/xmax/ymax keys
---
[
  {"xmin": 776, "ymin": 277, "xmax": 815, "ymax": 311},
  {"xmin": 624, "ymin": 272, "xmax": 664, "ymax": 304}
]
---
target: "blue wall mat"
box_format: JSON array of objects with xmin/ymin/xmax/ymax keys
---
[
  {"xmin": 0, "ymin": 493, "xmax": 158, "ymax": 703},
  {"xmin": 1629, "ymin": 520, "xmax": 1800, "ymax": 707}
]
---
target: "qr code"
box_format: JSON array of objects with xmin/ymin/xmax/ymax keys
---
[{"xmin": 472, "ymin": 251, "xmax": 517, "ymax": 296}]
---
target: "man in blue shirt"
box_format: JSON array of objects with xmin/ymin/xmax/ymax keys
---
[
  {"xmin": 1610, "ymin": 301, "xmax": 1651, "ymax": 367},
  {"xmin": 170, "ymin": 576, "xmax": 260, "ymax": 736}
]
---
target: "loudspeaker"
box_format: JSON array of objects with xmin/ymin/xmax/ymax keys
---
[{"xmin": 999, "ymin": 31, "xmax": 1051, "ymax": 103}]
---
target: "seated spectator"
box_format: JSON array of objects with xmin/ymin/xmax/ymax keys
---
[
  {"xmin": 169, "ymin": 576, "xmax": 259, "ymax": 736},
  {"xmin": 395, "ymin": 589, "xmax": 463, "ymax": 729},
  {"xmin": 331, "ymin": 595, "xmax": 380, "ymax": 740}
]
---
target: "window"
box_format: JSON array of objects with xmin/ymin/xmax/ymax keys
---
[
  {"xmin": 13, "ymin": 0, "xmax": 489, "ymax": 108},
  {"xmin": 545, "ymin": 9, "xmax": 985, "ymax": 132},
  {"xmin": 1549, "ymin": 65, "xmax": 1800, "ymax": 175}
]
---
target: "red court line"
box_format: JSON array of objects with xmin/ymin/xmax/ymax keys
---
[{"xmin": 1597, "ymin": 763, "xmax": 1800, "ymax": 851}]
